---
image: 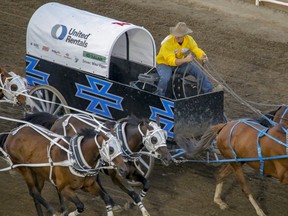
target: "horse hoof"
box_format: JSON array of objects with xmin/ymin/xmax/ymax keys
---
[
  {"xmin": 112, "ymin": 205, "xmax": 123, "ymax": 212},
  {"xmin": 219, "ymin": 203, "xmax": 228, "ymax": 210},
  {"xmin": 214, "ymin": 198, "xmax": 228, "ymax": 210},
  {"xmin": 124, "ymin": 202, "xmax": 135, "ymax": 210}
]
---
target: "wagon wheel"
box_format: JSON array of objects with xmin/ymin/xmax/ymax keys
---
[
  {"xmin": 128, "ymin": 153, "xmax": 155, "ymax": 187},
  {"xmin": 29, "ymin": 85, "xmax": 70, "ymax": 116}
]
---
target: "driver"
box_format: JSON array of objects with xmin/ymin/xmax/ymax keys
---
[{"xmin": 155, "ymin": 22, "xmax": 215, "ymax": 96}]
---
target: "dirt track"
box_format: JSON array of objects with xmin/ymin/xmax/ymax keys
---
[{"xmin": 1, "ymin": 0, "xmax": 288, "ymax": 215}]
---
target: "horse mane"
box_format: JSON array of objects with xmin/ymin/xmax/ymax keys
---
[
  {"xmin": 104, "ymin": 120, "xmax": 117, "ymax": 130},
  {"xmin": 78, "ymin": 128, "xmax": 97, "ymax": 140},
  {"xmin": 18, "ymin": 112, "xmax": 59, "ymax": 129},
  {"xmin": 119, "ymin": 114, "xmax": 145, "ymax": 126},
  {"xmin": 0, "ymin": 133, "xmax": 9, "ymax": 148},
  {"xmin": 255, "ymin": 107, "xmax": 281, "ymax": 127}
]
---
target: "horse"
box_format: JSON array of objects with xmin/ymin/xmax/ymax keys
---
[
  {"xmin": 21, "ymin": 112, "xmax": 173, "ymax": 216},
  {"xmin": 271, "ymin": 105, "xmax": 288, "ymax": 127},
  {"xmin": 191, "ymin": 118, "xmax": 288, "ymax": 216},
  {"xmin": 0, "ymin": 123, "xmax": 128, "ymax": 216},
  {"xmin": 0, "ymin": 66, "xmax": 34, "ymax": 111}
]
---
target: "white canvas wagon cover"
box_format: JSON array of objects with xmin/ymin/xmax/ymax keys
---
[{"xmin": 26, "ymin": 2, "xmax": 156, "ymax": 78}]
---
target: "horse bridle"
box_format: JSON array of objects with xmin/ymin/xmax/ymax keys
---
[
  {"xmin": 68, "ymin": 132, "xmax": 122, "ymax": 177},
  {"xmin": 138, "ymin": 121, "xmax": 168, "ymax": 159},
  {"xmin": 114, "ymin": 121, "xmax": 167, "ymax": 160},
  {"xmin": 0, "ymin": 72, "xmax": 28, "ymax": 105}
]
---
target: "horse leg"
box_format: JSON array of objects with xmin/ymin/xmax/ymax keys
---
[
  {"xmin": 96, "ymin": 174, "xmax": 122, "ymax": 214},
  {"xmin": 214, "ymin": 164, "xmax": 233, "ymax": 210},
  {"xmin": 110, "ymin": 174, "xmax": 150, "ymax": 216},
  {"xmin": 18, "ymin": 168, "xmax": 57, "ymax": 215},
  {"xmin": 56, "ymin": 188, "xmax": 68, "ymax": 215},
  {"xmin": 60, "ymin": 187, "xmax": 84, "ymax": 216},
  {"xmin": 231, "ymin": 164, "xmax": 266, "ymax": 216},
  {"xmin": 128, "ymin": 171, "xmax": 151, "ymax": 200}
]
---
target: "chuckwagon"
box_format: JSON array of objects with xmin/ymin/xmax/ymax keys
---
[{"xmin": 25, "ymin": 2, "xmax": 225, "ymax": 177}]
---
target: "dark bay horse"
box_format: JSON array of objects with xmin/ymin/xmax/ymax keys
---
[
  {"xmin": 0, "ymin": 124, "xmax": 128, "ymax": 216},
  {"xmin": 22, "ymin": 112, "xmax": 172, "ymax": 216},
  {"xmin": 193, "ymin": 118, "xmax": 288, "ymax": 216},
  {"xmin": 0, "ymin": 66, "xmax": 34, "ymax": 111}
]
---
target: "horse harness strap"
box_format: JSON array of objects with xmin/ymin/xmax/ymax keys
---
[
  {"xmin": 115, "ymin": 122, "xmax": 140, "ymax": 160},
  {"xmin": 257, "ymin": 128, "xmax": 269, "ymax": 175},
  {"xmin": 230, "ymin": 119, "xmax": 288, "ymax": 175},
  {"xmin": 68, "ymin": 135, "xmax": 101, "ymax": 177}
]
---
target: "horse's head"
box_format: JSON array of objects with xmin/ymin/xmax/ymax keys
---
[
  {"xmin": 273, "ymin": 105, "xmax": 288, "ymax": 128},
  {"xmin": 0, "ymin": 67, "xmax": 34, "ymax": 111},
  {"xmin": 99, "ymin": 131, "xmax": 128, "ymax": 177},
  {"xmin": 140, "ymin": 120, "xmax": 172, "ymax": 166}
]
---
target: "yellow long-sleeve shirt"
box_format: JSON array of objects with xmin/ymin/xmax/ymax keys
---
[{"xmin": 156, "ymin": 35, "xmax": 205, "ymax": 66}]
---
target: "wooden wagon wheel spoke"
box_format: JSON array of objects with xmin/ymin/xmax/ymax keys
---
[{"xmin": 28, "ymin": 85, "xmax": 70, "ymax": 116}]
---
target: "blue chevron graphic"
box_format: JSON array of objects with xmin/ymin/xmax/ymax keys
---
[
  {"xmin": 75, "ymin": 75, "xmax": 123, "ymax": 118},
  {"xmin": 150, "ymin": 98, "xmax": 174, "ymax": 138},
  {"xmin": 25, "ymin": 56, "xmax": 49, "ymax": 86}
]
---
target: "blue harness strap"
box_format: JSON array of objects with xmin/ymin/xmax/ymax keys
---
[
  {"xmin": 280, "ymin": 106, "xmax": 288, "ymax": 124},
  {"xmin": 229, "ymin": 119, "xmax": 270, "ymax": 175},
  {"xmin": 257, "ymin": 128, "xmax": 269, "ymax": 175}
]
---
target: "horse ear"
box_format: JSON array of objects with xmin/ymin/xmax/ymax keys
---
[
  {"xmin": 99, "ymin": 131, "xmax": 109, "ymax": 140},
  {"xmin": 0, "ymin": 66, "xmax": 9, "ymax": 76},
  {"xmin": 12, "ymin": 66, "xmax": 21, "ymax": 75},
  {"xmin": 156, "ymin": 114, "xmax": 160, "ymax": 126},
  {"xmin": 110, "ymin": 127, "xmax": 116, "ymax": 136}
]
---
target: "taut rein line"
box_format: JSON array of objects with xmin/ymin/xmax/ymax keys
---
[
  {"xmin": 0, "ymin": 116, "xmax": 115, "ymax": 180},
  {"xmin": 61, "ymin": 113, "xmax": 110, "ymax": 137}
]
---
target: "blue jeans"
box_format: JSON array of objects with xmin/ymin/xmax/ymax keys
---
[{"xmin": 156, "ymin": 63, "xmax": 213, "ymax": 96}]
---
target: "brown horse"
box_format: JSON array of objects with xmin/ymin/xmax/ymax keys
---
[
  {"xmin": 0, "ymin": 123, "xmax": 128, "ymax": 216},
  {"xmin": 0, "ymin": 66, "xmax": 34, "ymax": 111},
  {"xmin": 193, "ymin": 118, "xmax": 288, "ymax": 216},
  {"xmin": 21, "ymin": 112, "xmax": 172, "ymax": 216},
  {"xmin": 272, "ymin": 105, "xmax": 288, "ymax": 126}
]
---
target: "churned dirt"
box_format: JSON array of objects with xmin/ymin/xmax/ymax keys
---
[{"xmin": 0, "ymin": 0, "xmax": 288, "ymax": 215}]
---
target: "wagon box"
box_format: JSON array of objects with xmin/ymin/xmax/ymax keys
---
[{"xmin": 25, "ymin": 2, "xmax": 225, "ymax": 141}]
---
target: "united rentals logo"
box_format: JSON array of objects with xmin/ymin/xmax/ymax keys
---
[
  {"xmin": 51, "ymin": 24, "xmax": 67, "ymax": 40},
  {"xmin": 51, "ymin": 24, "xmax": 91, "ymax": 48}
]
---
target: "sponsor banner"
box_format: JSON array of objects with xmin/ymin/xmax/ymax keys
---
[{"xmin": 26, "ymin": 2, "xmax": 156, "ymax": 77}]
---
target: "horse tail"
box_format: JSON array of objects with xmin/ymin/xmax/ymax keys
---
[
  {"xmin": 188, "ymin": 123, "xmax": 226, "ymax": 157},
  {"xmin": 18, "ymin": 112, "xmax": 59, "ymax": 129},
  {"xmin": 0, "ymin": 133, "xmax": 9, "ymax": 149}
]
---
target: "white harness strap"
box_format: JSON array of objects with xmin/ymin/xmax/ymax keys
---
[{"xmin": 48, "ymin": 137, "xmax": 61, "ymax": 185}]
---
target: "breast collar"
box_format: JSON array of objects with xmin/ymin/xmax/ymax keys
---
[
  {"xmin": 114, "ymin": 122, "xmax": 141, "ymax": 160},
  {"xmin": 68, "ymin": 134, "xmax": 102, "ymax": 177}
]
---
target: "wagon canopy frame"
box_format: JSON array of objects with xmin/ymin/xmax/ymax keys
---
[{"xmin": 26, "ymin": 2, "xmax": 156, "ymax": 80}]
